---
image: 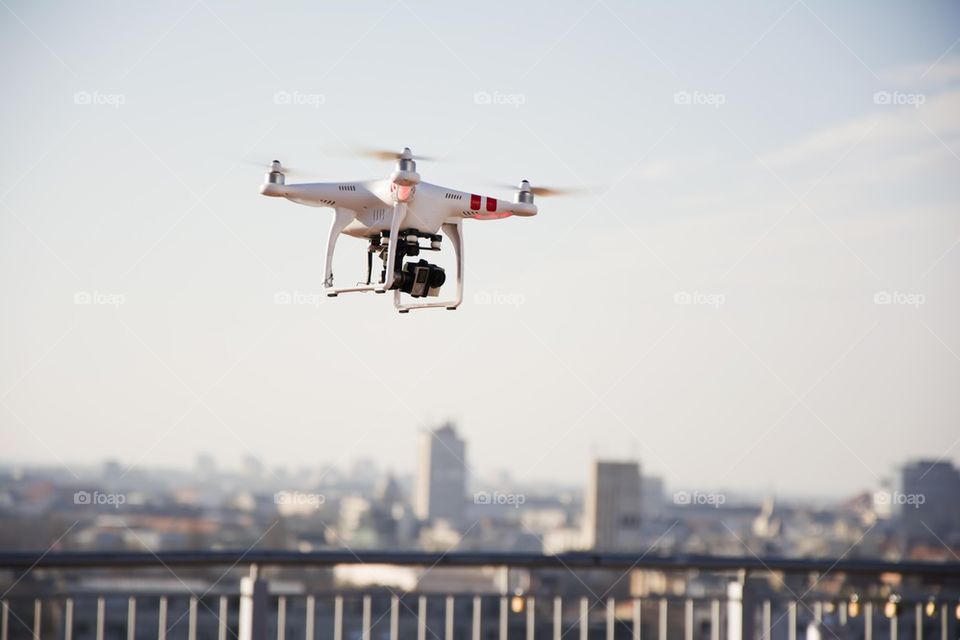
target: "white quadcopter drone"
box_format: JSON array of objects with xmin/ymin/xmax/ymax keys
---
[{"xmin": 260, "ymin": 148, "xmax": 564, "ymax": 313}]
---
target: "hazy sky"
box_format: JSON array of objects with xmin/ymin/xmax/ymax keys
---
[{"xmin": 1, "ymin": 0, "xmax": 958, "ymax": 498}]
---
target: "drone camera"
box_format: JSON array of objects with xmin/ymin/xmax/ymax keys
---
[{"xmin": 400, "ymin": 259, "xmax": 446, "ymax": 298}]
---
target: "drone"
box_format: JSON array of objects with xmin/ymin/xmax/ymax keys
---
[{"xmin": 259, "ymin": 148, "xmax": 564, "ymax": 313}]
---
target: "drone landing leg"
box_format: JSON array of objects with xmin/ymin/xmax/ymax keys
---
[
  {"xmin": 395, "ymin": 220, "xmax": 464, "ymax": 313},
  {"xmin": 326, "ymin": 203, "xmax": 408, "ymax": 297},
  {"xmin": 323, "ymin": 208, "xmax": 354, "ymax": 291},
  {"xmin": 382, "ymin": 202, "xmax": 407, "ymax": 290}
]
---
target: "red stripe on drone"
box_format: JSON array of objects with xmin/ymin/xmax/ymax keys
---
[
  {"xmin": 470, "ymin": 194, "xmax": 481, "ymax": 210},
  {"xmin": 486, "ymin": 197, "xmax": 497, "ymax": 212}
]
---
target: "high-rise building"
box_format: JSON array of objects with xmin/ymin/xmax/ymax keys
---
[
  {"xmin": 897, "ymin": 460, "xmax": 960, "ymax": 540},
  {"xmin": 415, "ymin": 423, "xmax": 466, "ymax": 526},
  {"xmin": 584, "ymin": 460, "xmax": 642, "ymax": 550},
  {"xmin": 641, "ymin": 474, "xmax": 664, "ymax": 520}
]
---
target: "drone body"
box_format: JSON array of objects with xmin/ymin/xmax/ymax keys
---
[{"xmin": 260, "ymin": 148, "xmax": 537, "ymax": 312}]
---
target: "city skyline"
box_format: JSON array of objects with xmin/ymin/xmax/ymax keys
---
[{"xmin": 2, "ymin": 435, "xmax": 955, "ymax": 504}]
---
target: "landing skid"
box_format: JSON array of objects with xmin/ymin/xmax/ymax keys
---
[
  {"xmin": 321, "ymin": 205, "xmax": 464, "ymax": 312},
  {"xmin": 393, "ymin": 220, "xmax": 463, "ymax": 313},
  {"xmin": 324, "ymin": 284, "xmax": 387, "ymax": 297}
]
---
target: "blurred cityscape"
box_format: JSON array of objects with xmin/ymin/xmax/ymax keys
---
[{"xmin": 3, "ymin": 422, "xmax": 958, "ymax": 562}]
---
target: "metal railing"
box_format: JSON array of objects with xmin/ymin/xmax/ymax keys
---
[{"xmin": 1, "ymin": 551, "xmax": 958, "ymax": 640}]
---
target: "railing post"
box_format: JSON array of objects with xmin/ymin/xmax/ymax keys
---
[
  {"xmin": 33, "ymin": 598, "xmax": 42, "ymax": 640},
  {"xmin": 527, "ymin": 597, "xmax": 535, "ymax": 640},
  {"xmin": 305, "ymin": 595, "xmax": 315, "ymax": 640},
  {"xmin": 580, "ymin": 597, "xmax": 589, "ymax": 640},
  {"xmin": 128, "ymin": 597, "xmax": 137, "ymax": 640},
  {"xmin": 474, "ymin": 596, "xmax": 482, "ymax": 640},
  {"xmin": 418, "ymin": 595, "xmax": 427, "ymax": 640},
  {"xmin": 711, "ymin": 599, "xmax": 720, "ymax": 640},
  {"xmin": 239, "ymin": 564, "xmax": 269, "ymax": 640},
  {"xmin": 658, "ymin": 598, "xmax": 666, "ymax": 640},
  {"xmin": 788, "ymin": 601, "xmax": 797, "ymax": 640},
  {"xmin": 915, "ymin": 602, "xmax": 922, "ymax": 640},
  {"xmin": 189, "ymin": 596, "xmax": 198, "ymax": 640},
  {"xmin": 632, "ymin": 599, "xmax": 641, "ymax": 640},
  {"xmin": 553, "ymin": 597, "xmax": 562, "ymax": 640},
  {"xmin": 158, "ymin": 596, "xmax": 168, "ymax": 640},
  {"xmin": 391, "ymin": 596, "xmax": 399, "ymax": 640},
  {"xmin": 501, "ymin": 596, "xmax": 509, "ymax": 640},
  {"xmin": 97, "ymin": 596, "xmax": 105, "ymax": 640},
  {"xmin": 65, "ymin": 598, "xmax": 74, "ymax": 640},
  {"xmin": 606, "ymin": 598, "xmax": 615, "ymax": 640},
  {"xmin": 217, "ymin": 596, "xmax": 227, "ymax": 640},
  {"xmin": 446, "ymin": 596, "xmax": 454, "ymax": 640},
  {"xmin": 943, "ymin": 602, "xmax": 957, "ymax": 640},
  {"xmin": 727, "ymin": 573, "xmax": 756, "ymax": 640},
  {"xmin": 334, "ymin": 596, "xmax": 343, "ymax": 640},
  {"xmin": 761, "ymin": 599, "xmax": 770, "ymax": 640},
  {"xmin": 362, "ymin": 595, "xmax": 371, "ymax": 640}
]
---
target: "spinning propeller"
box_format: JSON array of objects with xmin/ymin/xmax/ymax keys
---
[
  {"xmin": 354, "ymin": 147, "xmax": 435, "ymax": 162},
  {"xmin": 249, "ymin": 148, "xmax": 434, "ymax": 177},
  {"xmin": 245, "ymin": 159, "xmax": 316, "ymax": 177},
  {"xmin": 494, "ymin": 180, "xmax": 592, "ymax": 198}
]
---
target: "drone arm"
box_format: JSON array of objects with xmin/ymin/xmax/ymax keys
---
[
  {"xmin": 261, "ymin": 182, "xmax": 374, "ymax": 209},
  {"xmin": 323, "ymin": 208, "xmax": 355, "ymax": 287},
  {"xmin": 451, "ymin": 193, "xmax": 537, "ymax": 220}
]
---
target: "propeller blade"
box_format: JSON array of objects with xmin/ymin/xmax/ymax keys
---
[
  {"xmin": 355, "ymin": 147, "xmax": 435, "ymax": 162},
  {"xmin": 243, "ymin": 159, "xmax": 316, "ymax": 177},
  {"xmin": 530, "ymin": 186, "xmax": 590, "ymax": 197},
  {"xmin": 491, "ymin": 183, "xmax": 594, "ymax": 198}
]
